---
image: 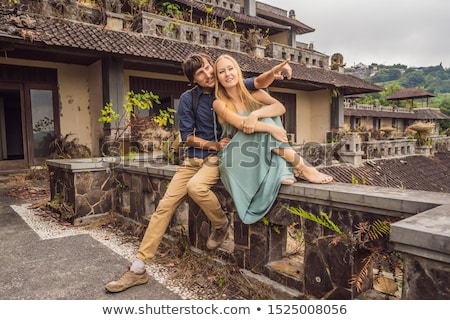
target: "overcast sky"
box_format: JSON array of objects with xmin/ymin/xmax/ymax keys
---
[{"xmin": 260, "ymin": 0, "xmax": 450, "ymax": 68}]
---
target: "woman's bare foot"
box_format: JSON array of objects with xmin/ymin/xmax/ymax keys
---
[
  {"xmin": 294, "ymin": 166, "xmax": 333, "ymax": 184},
  {"xmin": 281, "ymin": 178, "xmax": 296, "ymax": 185}
]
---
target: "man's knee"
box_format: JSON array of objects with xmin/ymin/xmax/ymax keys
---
[{"xmin": 186, "ymin": 179, "xmax": 206, "ymax": 198}]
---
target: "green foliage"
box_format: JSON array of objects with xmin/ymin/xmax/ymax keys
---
[
  {"xmin": 353, "ymin": 64, "xmax": 450, "ymax": 115},
  {"xmin": 98, "ymin": 90, "xmax": 177, "ymax": 142},
  {"xmin": 98, "ymin": 102, "xmax": 119, "ymax": 123},
  {"xmin": 127, "ymin": 0, "xmax": 154, "ymax": 15},
  {"xmin": 368, "ymin": 220, "xmax": 391, "ymax": 241},
  {"xmin": 399, "ymin": 69, "xmax": 425, "ymax": 88},
  {"xmin": 285, "ymin": 206, "xmax": 399, "ymax": 293},
  {"xmin": 261, "ymin": 216, "xmax": 281, "ymax": 234},
  {"xmin": 383, "ymin": 82, "xmax": 403, "ymax": 97},
  {"xmin": 370, "ymin": 68, "xmax": 402, "ymax": 82},
  {"xmin": 221, "ymin": 16, "xmax": 237, "ymax": 32},
  {"xmin": 47, "ymin": 192, "xmax": 75, "ymax": 222},
  {"xmin": 200, "ymin": 4, "xmax": 218, "ymax": 28},
  {"xmin": 351, "ymin": 174, "xmax": 366, "ymax": 185},
  {"xmin": 160, "ymin": 1, "xmax": 182, "ymax": 17},
  {"xmin": 154, "ymin": 107, "xmax": 176, "ymax": 126},
  {"xmin": 438, "ymin": 97, "xmax": 450, "ymax": 132},
  {"xmin": 287, "ymin": 207, "xmax": 343, "ymax": 234},
  {"xmin": 124, "ymin": 90, "xmax": 161, "ymax": 115},
  {"xmin": 366, "ymin": 63, "xmax": 450, "ymax": 94},
  {"xmin": 217, "ymin": 275, "xmax": 223, "ymax": 288}
]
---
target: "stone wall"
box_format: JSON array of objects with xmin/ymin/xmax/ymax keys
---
[
  {"xmin": 47, "ymin": 158, "xmax": 115, "ymax": 222},
  {"xmin": 46, "ymin": 158, "xmax": 450, "ymax": 299},
  {"xmin": 390, "ymin": 205, "xmax": 450, "ymax": 299}
]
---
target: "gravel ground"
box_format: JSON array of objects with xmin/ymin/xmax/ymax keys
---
[
  {"xmin": 10, "ymin": 202, "xmax": 209, "ymax": 300},
  {"xmin": 2, "ymin": 171, "xmax": 295, "ymax": 300}
]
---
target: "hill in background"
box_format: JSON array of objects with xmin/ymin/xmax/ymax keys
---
[{"xmin": 344, "ymin": 63, "xmax": 450, "ymax": 132}]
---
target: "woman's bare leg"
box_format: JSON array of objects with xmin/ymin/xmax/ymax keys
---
[{"xmin": 273, "ymin": 148, "xmax": 333, "ymax": 184}]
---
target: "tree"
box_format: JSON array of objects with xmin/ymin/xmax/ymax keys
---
[
  {"xmin": 399, "ymin": 70, "xmax": 425, "ymax": 88},
  {"xmin": 439, "ymin": 98, "xmax": 450, "ymax": 133},
  {"xmin": 383, "ymin": 83, "xmax": 405, "ymax": 107},
  {"xmin": 370, "ymin": 68, "xmax": 402, "ymax": 83}
]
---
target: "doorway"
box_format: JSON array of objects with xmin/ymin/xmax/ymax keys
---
[
  {"xmin": 270, "ymin": 92, "xmax": 297, "ymax": 143},
  {"xmin": 0, "ymin": 64, "xmax": 59, "ymax": 171},
  {"xmin": 0, "ymin": 84, "xmax": 26, "ymax": 170}
]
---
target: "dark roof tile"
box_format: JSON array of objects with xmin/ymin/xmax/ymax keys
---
[
  {"xmin": 385, "ymin": 87, "xmax": 436, "ymax": 100},
  {"xmin": 344, "ymin": 108, "xmax": 449, "ymax": 119},
  {"xmin": 256, "ymin": 5, "xmax": 314, "ymax": 35},
  {"xmin": 0, "ymin": 11, "xmax": 382, "ymax": 94},
  {"xmin": 319, "ymin": 151, "xmax": 450, "ymax": 193},
  {"xmin": 173, "ymin": 0, "xmax": 290, "ymax": 31}
]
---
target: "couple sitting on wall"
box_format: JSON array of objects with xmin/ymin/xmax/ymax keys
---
[{"xmin": 105, "ymin": 53, "xmax": 333, "ymax": 293}]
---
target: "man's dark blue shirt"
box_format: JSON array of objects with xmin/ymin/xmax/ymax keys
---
[{"xmin": 178, "ymin": 78, "xmax": 256, "ymax": 159}]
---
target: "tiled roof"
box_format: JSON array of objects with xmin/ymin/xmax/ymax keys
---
[
  {"xmin": 385, "ymin": 87, "xmax": 437, "ymax": 100},
  {"xmin": 319, "ymin": 151, "xmax": 450, "ymax": 193},
  {"xmin": 173, "ymin": 0, "xmax": 290, "ymax": 31},
  {"xmin": 0, "ymin": 10, "xmax": 382, "ymax": 95},
  {"xmin": 256, "ymin": 5, "xmax": 314, "ymax": 35},
  {"xmin": 344, "ymin": 108, "xmax": 450, "ymax": 120},
  {"xmin": 414, "ymin": 108, "xmax": 450, "ymax": 120}
]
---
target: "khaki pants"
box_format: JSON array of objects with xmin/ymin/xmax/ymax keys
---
[{"xmin": 136, "ymin": 155, "xmax": 226, "ymax": 264}]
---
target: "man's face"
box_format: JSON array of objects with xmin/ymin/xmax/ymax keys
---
[{"xmin": 193, "ymin": 58, "xmax": 215, "ymax": 90}]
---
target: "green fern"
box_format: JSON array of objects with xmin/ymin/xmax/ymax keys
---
[
  {"xmin": 261, "ymin": 216, "xmax": 281, "ymax": 234},
  {"xmin": 368, "ymin": 220, "xmax": 391, "ymax": 241},
  {"xmin": 286, "ymin": 205, "xmax": 398, "ymax": 292},
  {"xmin": 287, "ymin": 206, "xmax": 343, "ymax": 234}
]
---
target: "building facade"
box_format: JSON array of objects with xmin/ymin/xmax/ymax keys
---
[{"xmin": 0, "ymin": 0, "xmax": 381, "ymax": 171}]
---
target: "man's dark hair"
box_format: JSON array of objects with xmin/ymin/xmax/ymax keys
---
[{"xmin": 182, "ymin": 53, "xmax": 213, "ymax": 85}]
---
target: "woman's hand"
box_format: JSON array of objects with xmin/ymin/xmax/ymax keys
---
[
  {"xmin": 242, "ymin": 113, "xmax": 258, "ymax": 134},
  {"xmin": 272, "ymin": 59, "xmax": 292, "ymax": 80},
  {"xmin": 270, "ymin": 125, "xmax": 288, "ymax": 143}
]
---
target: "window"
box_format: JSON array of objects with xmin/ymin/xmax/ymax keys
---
[
  {"xmin": 373, "ymin": 118, "xmax": 381, "ymax": 130},
  {"xmin": 392, "ymin": 118, "xmax": 398, "ymax": 129},
  {"xmin": 30, "ymin": 89, "xmax": 55, "ymax": 158}
]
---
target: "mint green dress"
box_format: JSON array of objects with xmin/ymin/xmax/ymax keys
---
[{"xmin": 218, "ymin": 109, "xmax": 294, "ymax": 224}]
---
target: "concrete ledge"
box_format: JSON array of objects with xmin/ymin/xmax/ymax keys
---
[
  {"xmin": 390, "ymin": 204, "xmax": 450, "ymax": 263},
  {"xmin": 280, "ymin": 182, "xmax": 450, "ymax": 217},
  {"xmin": 46, "ymin": 157, "xmax": 114, "ymax": 172}
]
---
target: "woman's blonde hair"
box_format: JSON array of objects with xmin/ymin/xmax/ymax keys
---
[{"xmin": 214, "ymin": 54, "xmax": 262, "ymax": 123}]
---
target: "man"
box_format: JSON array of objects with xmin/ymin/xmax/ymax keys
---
[{"xmin": 105, "ymin": 54, "xmax": 292, "ymax": 293}]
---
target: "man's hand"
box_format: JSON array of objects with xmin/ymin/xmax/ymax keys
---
[
  {"xmin": 272, "ymin": 59, "xmax": 292, "ymax": 80},
  {"xmin": 218, "ymin": 136, "xmax": 231, "ymax": 150}
]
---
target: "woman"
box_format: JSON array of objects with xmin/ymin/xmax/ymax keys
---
[{"xmin": 213, "ymin": 54, "xmax": 333, "ymax": 224}]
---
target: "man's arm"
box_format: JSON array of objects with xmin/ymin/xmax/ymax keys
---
[
  {"xmin": 185, "ymin": 135, "xmax": 221, "ymax": 151},
  {"xmin": 253, "ymin": 59, "xmax": 292, "ymax": 89}
]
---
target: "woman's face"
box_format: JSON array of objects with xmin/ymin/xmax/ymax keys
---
[{"xmin": 215, "ymin": 57, "xmax": 239, "ymax": 89}]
